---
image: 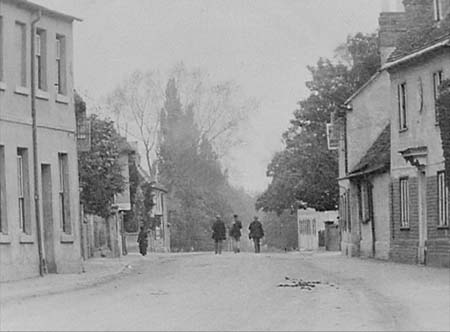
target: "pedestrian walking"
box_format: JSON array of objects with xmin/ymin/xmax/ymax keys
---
[
  {"xmin": 212, "ymin": 215, "xmax": 226, "ymax": 254},
  {"xmin": 229, "ymin": 214, "xmax": 243, "ymax": 253},
  {"xmin": 249, "ymin": 216, "xmax": 264, "ymax": 253},
  {"xmin": 137, "ymin": 226, "xmax": 148, "ymax": 256}
]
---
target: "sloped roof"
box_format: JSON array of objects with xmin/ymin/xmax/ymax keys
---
[
  {"xmin": 387, "ymin": 15, "xmax": 450, "ymax": 63},
  {"xmin": 348, "ymin": 124, "xmax": 391, "ymax": 177}
]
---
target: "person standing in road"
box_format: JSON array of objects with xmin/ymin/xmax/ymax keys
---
[
  {"xmin": 212, "ymin": 215, "xmax": 226, "ymax": 254},
  {"xmin": 249, "ymin": 216, "xmax": 264, "ymax": 253},
  {"xmin": 137, "ymin": 226, "xmax": 148, "ymax": 256},
  {"xmin": 229, "ymin": 214, "xmax": 243, "ymax": 253}
]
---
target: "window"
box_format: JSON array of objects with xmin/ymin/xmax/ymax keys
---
[
  {"xmin": 433, "ymin": 71, "xmax": 443, "ymax": 122},
  {"xmin": 0, "ymin": 17, "xmax": 4, "ymax": 82},
  {"xmin": 35, "ymin": 29, "xmax": 47, "ymax": 90},
  {"xmin": 358, "ymin": 182, "xmax": 373, "ymax": 223},
  {"xmin": 438, "ymin": 172, "xmax": 448, "ymax": 227},
  {"xmin": 58, "ymin": 153, "xmax": 71, "ymax": 233},
  {"xmin": 339, "ymin": 190, "xmax": 351, "ymax": 232},
  {"xmin": 56, "ymin": 35, "xmax": 66, "ymax": 95},
  {"xmin": 398, "ymin": 82, "xmax": 407, "ymax": 130},
  {"xmin": 17, "ymin": 148, "xmax": 30, "ymax": 234},
  {"xmin": 400, "ymin": 178, "xmax": 410, "ymax": 228},
  {"xmin": 434, "ymin": 0, "xmax": 450, "ymax": 21},
  {"xmin": 0, "ymin": 146, "xmax": 6, "ymax": 234},
  {"xmin": 15, "ymin": 22, "xmax": 27, "ymax": 87}
]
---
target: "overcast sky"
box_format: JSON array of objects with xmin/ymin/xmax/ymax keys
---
[{"xmin": 35, "ymin": 0, "xmax": 401, "ymax": 194}]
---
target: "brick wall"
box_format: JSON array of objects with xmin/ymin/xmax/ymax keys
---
[
  {"xmin": 426, "ymin": 176, "xmax": 450, "ymax": 267},
  {"xmin": 402, "ymin": 0, "xmax": 435, "ymax": 31},
  {"xmin": 390, "ymin": 177, "xmax": 419, "ymax": 263}
]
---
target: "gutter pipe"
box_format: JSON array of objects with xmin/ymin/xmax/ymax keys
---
[{"xmin": 31, "ymin": 10, "xmax": 45, "ymax": 276}]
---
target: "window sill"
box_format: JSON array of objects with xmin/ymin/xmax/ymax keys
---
[
  {"xmin": 0, "ymin": 81, "xmax": 6, "ymax": 91},
  {"xmin": 19, "ymin": 233, "xmax": 34, "ymax": 244},
  {"xmin": 36, "ymin": 89, "xmax": 50, "ymax": 100},
  {"xmin": 400, "ymin": 227, "xmax": 410, "ymax": 231},
  {"xmin": 437, "ymin": 225, "xmax": 449, "ymax": 230},
  {"xmin": 60, "ymin": 233, "xmax": 74, "ymax": 243},
  {"xmin": 0, "ymin": 233, "xmax": 11, "ymax": 244},
  {"xmin": 399, "ymin": 128, "xmax": 408, "ymax": 133},
  {"xmin": 15, "ymin": 86, "xmax": 30, "ymax": 96},
  {"xmin": 56, "ymin": 94, "xmax": 69, "ymax": 104}
]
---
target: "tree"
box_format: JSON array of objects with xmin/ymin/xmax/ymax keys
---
[
  {"xmin": 107, "ymin": 70, "xmax": 163, "ymax": 178},
  {"xmin": 78, "ymin": 111, "xmax": 125, "ymax": 218},
  {"xmin": 256, "ymin": 33, "xmax": 380, "ymax": 214}
]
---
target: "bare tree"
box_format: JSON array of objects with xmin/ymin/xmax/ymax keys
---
[
  {"xmin": 169, "ymin": 63, "xmax": 259, "ymax": 158},
  {"xmin": 106, "ymin": 70, "xmax": 164, "ymax": 178}
]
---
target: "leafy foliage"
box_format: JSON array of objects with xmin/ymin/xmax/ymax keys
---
[
  {"xmin": 261, "ymin": 210, "xmax": 298, "ymax": 250},
  {"xmin": 438, "ymin": 79, "xmax": 450, "ymax": 189},
  {"xmin": 256, "ymin": 33, "xmax": 380, "ymax": 214},
  {"xmin": 78, "ymin": 97, "xmax": 125, "ymax": 218}
]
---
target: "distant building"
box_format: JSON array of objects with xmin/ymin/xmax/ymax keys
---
[
  {"xmin": 297, "ymin": 209, "xmax": 338, "ymax": 251},
  {"xmin": 0, "ymin": 0, "xmax": 82, "ymax": 280}
]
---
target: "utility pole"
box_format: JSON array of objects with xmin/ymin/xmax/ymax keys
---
[{"xmin": 31, "ymin": 10, "xmax": 45, "ymax": 276}]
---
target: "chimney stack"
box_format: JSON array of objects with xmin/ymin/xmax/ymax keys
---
[
  {"xmin": 378, "ymin": 12, "xmax": 406, "ymax": 64},
  {"xmin": 402, "ymin": 0, "xmax": 435, "ymax": 29}
]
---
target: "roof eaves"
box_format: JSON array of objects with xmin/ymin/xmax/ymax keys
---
[
  {"xmin": 5, "ymin": 0, "xmax": 82, "ymax": 22},
  {"xmin": 383, "ymin": 38, "xmax": 450, "ymax": 71}
]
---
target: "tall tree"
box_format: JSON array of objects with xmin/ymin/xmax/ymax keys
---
[
  {"xmin": 106, "ymin": 70, "xmax": 163, "ymax": 178},
  {"xmin": 256, "ymin": 33, "xmax": 380, "ymax": 214}
]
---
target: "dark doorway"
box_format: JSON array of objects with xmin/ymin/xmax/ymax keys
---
[{"xmin": 41, "ymin": 164, "xmax": 57, "ymax": 273}]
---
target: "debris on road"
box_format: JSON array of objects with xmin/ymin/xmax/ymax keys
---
[{"xmin": 277, "ymin": 276, "xmax": 336, "ymax": 290}]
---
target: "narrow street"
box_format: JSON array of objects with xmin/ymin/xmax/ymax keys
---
[{"xmin": 1, "ymin": 252, "xmax": 449, "ymax": 331}]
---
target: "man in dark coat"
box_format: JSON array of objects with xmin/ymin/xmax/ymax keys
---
[
  {"xmin": 212, "ymin": 215, "xmax": 226, "ymax": 254},
  {"xmin": 137, "ymin": 226, "xmax": 148, "ymax": 256},
  {"xmin": 229, "ymin": 214, "xmax": 243, "ymax": 253},
  {"xmin": 249, "ymin": 216, "xmax": 264, "ymax": 253}
]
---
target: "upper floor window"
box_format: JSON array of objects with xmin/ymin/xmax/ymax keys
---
[
  {"xmin": 398, "ymin": 82, "xmax": 407, "ymax": 130},
  {"xmin": 36, "ymin": 29, "xmax": 47, "ymax": 91},
  {"xmin": 438, "ymin": 171, "xmax": 448, "ymax": 227},
  {"xmin": 56, "ymin": 35, "xmax": 66, "ymax": 95},
  {"xmin": 15, "ymin": 22, "xmax": 27, "ymax": 87},
  {"xmin": 434, "ymin": 0, "xmax": 450, "ymax": 21},
  {"xmin": 0, "ymin": 17, "xmax": 4, "ymax": 82},
  {"xmin": 433, "ymin": 70, "xmax": 443, "ymax": 122},
  {"xmin": 400, "ymin": 177, "xmax": 410, "ymax": 228}
]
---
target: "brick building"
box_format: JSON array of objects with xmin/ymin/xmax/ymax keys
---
[
  {"xmin": 0, "ymin": 0, "xmax": 82, "ymax": 280},
  {"xmin": 384, "ymin": 0, "xmax": 450, "ymax": 267}
]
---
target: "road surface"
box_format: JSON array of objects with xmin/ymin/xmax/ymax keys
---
[{"xmin": 1, "ymin": 251, "xmax": 449, "ymax": 331}]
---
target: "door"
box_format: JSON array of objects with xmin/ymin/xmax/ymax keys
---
[
  {"xmin": 418, "ymin": 170, "xmax": 427, "ymax": 264},
  {"xmin": 41, "ymin": 164, "xmax": 56, "ymax": 273}
]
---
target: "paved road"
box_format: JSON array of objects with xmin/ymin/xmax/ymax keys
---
[{"xmin": 1, "ymin": 252, "xmax": 449, "ymax": 331}]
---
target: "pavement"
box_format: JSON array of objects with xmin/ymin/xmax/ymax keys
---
[
  {"xmin": 1, "ymin": 251, "xmax": 449, "ymax": 331},
  {"xmin": 0, "ymin": 253, "xmax": 144, "ymax": 304}
]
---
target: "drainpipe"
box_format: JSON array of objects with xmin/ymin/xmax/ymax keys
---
[{"xmin": 31, "ymin": 10, "xmax": 45, "ymax": 276}]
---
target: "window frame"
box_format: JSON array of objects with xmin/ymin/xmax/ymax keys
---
[
  {"xmin": 55, "ymin": 35, "xmax": 66, "ymax": 95},
  {"xmin": 433, "ymin": 70, "xmax": 443, "ymax": 123},
  {"xmin": 58, "ymin": 153, "xmax": 71, "ymax": 234},
  {"xmin": 15, "ymin": 21, "xmax": 27, "ymax": 88},
  {"xmin": 17, "ymin": 148, "xmax": 30, "ymax": 234},
  {"xmin": 437, "ymin": 171, "xmax": 448, "ymax": 228},
  {"xmin": 35, "ymin": 29, "xmax": 47, "ymax": 91},
  {"xmin": 398, "ymin": 82, "xmax": 408, "ymax": 131},
  {"xmin": 399, "ymin": 177, "xmax": 410, "ymax": 229},
  {"xmin": 0, "ymin": 146, "xmax": 6, "ymax": 234},
  {"xmin": 0, "ymin": 16, "xmax": 4, "ymax": 83}
]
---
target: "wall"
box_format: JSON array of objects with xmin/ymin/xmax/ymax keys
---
[
  {"xmin": 389, "ymin": 50, "xmax": 449, "ymax": 267},
  {"xmin": 0, "ymin": 1, "xmax": 81, "ymax": 281}
]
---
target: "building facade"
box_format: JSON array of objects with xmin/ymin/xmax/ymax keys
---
[
  {"xmin": 384, "ymin": 0, "xmax": 450, "ymax": 267},
  {"xmin": 0, "ymin": 0, "xmax": 82, "ymax": 281}
]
